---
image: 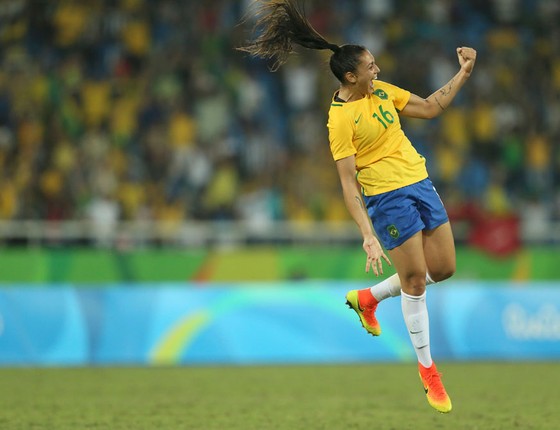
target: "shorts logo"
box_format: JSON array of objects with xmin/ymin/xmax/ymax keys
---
[{"xmin": 387, "ymin": 225, "xmax": 400, "ymax": 239}]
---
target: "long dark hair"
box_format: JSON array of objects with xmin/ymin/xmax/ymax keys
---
[{"xmin": 237, "ymin": 0, "xmax": 366, "ymax": 83}]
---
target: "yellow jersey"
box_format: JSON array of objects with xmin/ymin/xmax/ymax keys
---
[{"xmin": 327, "ymin": 80, "xmax": 428, "ymax": 196}]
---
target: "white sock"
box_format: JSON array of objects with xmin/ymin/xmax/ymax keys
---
[
  {"xmin": 401, "ymin": 290, "xmax": 433, "ymax": 368},
  {"xmin": 369, "ymin": 273, "xmax": 401, "ymax": 301},
  {"xmin": 370, "ymin": 273, "xmax": 436, "ymax": 302}
]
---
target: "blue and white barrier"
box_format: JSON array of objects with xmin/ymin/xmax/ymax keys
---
[{"xmin": 0, "ymin": 282, "xmax": 558, "ymax": 365}]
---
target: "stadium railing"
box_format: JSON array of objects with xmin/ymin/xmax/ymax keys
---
[{"xmin": 0, "ymin": 220, "xmax": 559, "ymax": 247}]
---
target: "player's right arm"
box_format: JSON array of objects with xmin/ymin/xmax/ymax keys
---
[{"xmin": 335, "ymin": 155, "xmax": 391, "ymax": 275}]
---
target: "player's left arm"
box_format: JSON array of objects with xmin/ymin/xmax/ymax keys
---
[{"xmin": 400, "ymin": 47, "xmax": 477, "ymax": 119}]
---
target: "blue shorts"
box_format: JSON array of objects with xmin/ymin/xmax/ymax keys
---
[{"xmin": 362, "ymin": 178, "xmax": 449, "ymax": 250}]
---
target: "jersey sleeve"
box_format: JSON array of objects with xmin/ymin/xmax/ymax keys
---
[{"xmin": 327, "ymin": 106, "xmax": 355, "ymax": 161}]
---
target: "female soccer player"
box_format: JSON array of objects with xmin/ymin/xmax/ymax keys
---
[{"xmin": 239, "ymin": 0, "xmax": 476, "ymax": 413}]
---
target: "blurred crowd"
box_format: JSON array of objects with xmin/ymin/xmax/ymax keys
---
[{"xmin": 0, "ymin": 0, "xmax": 559, "ymax": 242}]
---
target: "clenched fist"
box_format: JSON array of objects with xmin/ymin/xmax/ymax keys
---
[{"xmin": 457, "ymin": 47, "xmax": 477, "ymax": 75}]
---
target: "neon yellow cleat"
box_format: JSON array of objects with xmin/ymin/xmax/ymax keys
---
[
  {"xmin": 345, "ymin": 289, "xmax": 381, "ymax": 336},
  {"xmin": 418, "ymin": 362, "xmax": 452, "ymax": 413}
]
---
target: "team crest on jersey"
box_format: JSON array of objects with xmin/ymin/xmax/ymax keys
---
[
  {"xmin": 374, "ymin": 89, "xmax": 388, "ymax": 100},
  {"xmin": 387, "ymin": 224, "xmax": 399, "ymax": 239}
]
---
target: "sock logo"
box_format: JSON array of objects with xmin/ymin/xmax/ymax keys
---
[{"xmin": 387, "ymin": 224, "xmax": 400, "ymax": 239}]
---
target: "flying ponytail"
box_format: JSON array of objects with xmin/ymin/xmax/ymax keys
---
[{"xmin": 237, "ymin": 0, "xmax": 340, "ymax": 71}]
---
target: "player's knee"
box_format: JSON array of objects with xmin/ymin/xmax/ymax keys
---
[
  {"xmin": 430, "ymin": 263, "xmax": 456, "ymax": 282},
  {"xmin": 400, "ymin": 272, "xmax": 427, "ymax": 296}
]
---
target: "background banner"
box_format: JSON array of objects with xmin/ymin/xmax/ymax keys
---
[
  {"xmin": 0, "ymin": 282, "xmax": 559, "ymax": 366},
  {"xmin": 1, "ymin": 247, "xmax": 559, "ymax": 282}
]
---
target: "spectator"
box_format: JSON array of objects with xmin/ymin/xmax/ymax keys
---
[{"xmin": 0, "ymin": 0, "xmax": 557, "ymax": 247}]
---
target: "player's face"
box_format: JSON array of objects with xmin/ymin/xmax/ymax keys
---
[{"xmin": 354, "ymin": 50, "xmax": 380, "ymax": 94}]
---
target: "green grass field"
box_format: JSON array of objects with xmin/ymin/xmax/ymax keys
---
[{"xmin": 1, "ymin": 362, "xmax": 558, "ymax": 429}]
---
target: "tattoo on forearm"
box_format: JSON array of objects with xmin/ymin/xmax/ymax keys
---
[
  {"xmin": 435, "ymin": 78, "xmax": 455, "ymax": 110},
  {"xmin": 439, "ymin": 78, "xmax": 455, "ymax": 97}
]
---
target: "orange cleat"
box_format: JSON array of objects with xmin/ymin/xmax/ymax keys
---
[
  {"xmin": 418, "ymin": 362, "xmax": 452, "ymax": 413},
  {"xmin": 345, "ymin": 289, "xmax": 381, "ymax": 336}
]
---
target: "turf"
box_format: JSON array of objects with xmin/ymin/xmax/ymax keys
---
[{"xmin": 0, "ymin": 362, "xmax": 558, "ymax": 430}]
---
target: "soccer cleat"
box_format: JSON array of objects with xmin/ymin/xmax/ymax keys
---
[
  {"xmin": 418, "ymin": 362, "xmax": 452, "ymax": 413},
  {"xmin": 345, "ymin": 288, "xmax": 381, "ymax": 336}
]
